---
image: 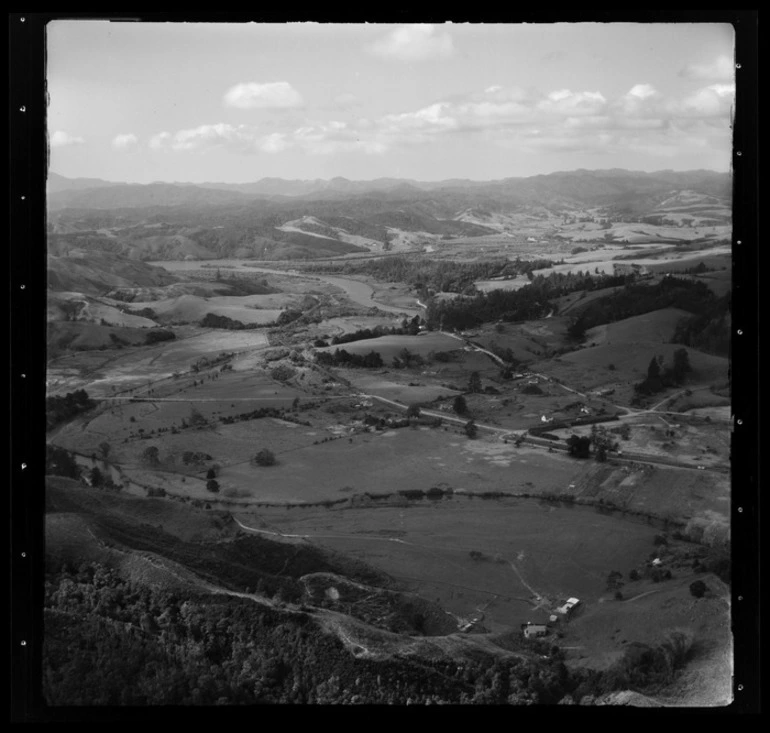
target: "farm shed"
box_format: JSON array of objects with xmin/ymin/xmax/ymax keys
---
[
  {"xmin": 521, "ymin": 623, "xmax": 549, "ymax": 639},
  {"xmin": 555, "ymin": 597, "xmax": 581, "ymax": 616}
]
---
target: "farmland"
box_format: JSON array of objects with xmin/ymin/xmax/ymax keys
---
[{"xmin": 43, "ymin": 169, "xmax": 735, "ymax": 708}]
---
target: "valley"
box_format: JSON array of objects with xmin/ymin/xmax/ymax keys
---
[{"xmin": 44, "ymin": 169, "xmax": 733, "ymax": 707}]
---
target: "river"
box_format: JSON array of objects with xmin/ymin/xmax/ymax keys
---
[{"xmin": 150, "ymin": 259, "xmax": 422, "ymax": 317}]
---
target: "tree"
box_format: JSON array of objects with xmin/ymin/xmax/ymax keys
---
[
  {"xmin": 453, "ymin": 395, "xmax": 468, "ymax": 415},
  {"xmin": 45, "ymin": 445, "xmax": 80, "ymax": 479},
  {"xmin": 606, "ymin": 570, "xmax": 623, "ymax": 591},
  {"xmin": 567, "ymin": 317, "xmax": 588, "ymax": 342},
  {"xmin": 672, "ymin": 348, "xmax": 692, "ymax": 384},
  {"xmin": 398, "ymin": 348, "xmax": 415, "ymax": 368},
  {"xmin": 254, "ymin": 449, "xmax": 277, "ymax": 467},
  {"xmin": 590, "ymin": 425, "xmax": 617, "ymax": 462},
  {"xmin": 647, "ymin": 356, "xmax": 661, "ymax": 381},
  {"xmin": 142, "ymin": 446, "xmax": 160, "ymax": 466},
  {"xmin": 405, "ymin": 404, "xmax": 421, "ymax": 418},
  {"xmin": 189, "ymin": 407, "xmax": 207, "ymax": 427},
  {"xmin": 89, "ymin": 466, "xmax": 104, "ymax": 488},
  {"xmin": 464, "ymin": 420, "xmax": 478, "ymax": 439},
  {"xmin": 206, "ymin": 479, "xmax": 220, "ymax": 493},
  {"xmin": 566, "ymin": 435, "xmax": 591, "ymax": 459},
  {"xmin": 689, "ymin": 580, "xmax": 708, "ymax": 598},
  {"xmin": 98, "ymin": 442, "xmax": 111, "ymax": 460},
  {"xmin": 468, "ymin": 372, "xmax": 482, "ymax": 394},
  {"xmin": 206, "ymin": 467, "xmax": 217, "ymax": 480}
]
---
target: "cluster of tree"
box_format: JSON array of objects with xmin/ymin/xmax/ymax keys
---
[
  {"xmin": 270, "ymin": 364, "xmax": 297, "ymax": 382},
  {"xmin": 45, "ymin": 444, "xmax": 81, "ymax": 479},
  {"xmin": 565, "ymin": 424, "xmax": 621, "ymax": 462},
  {"xmin": 634, "ymin": 349, "xmax": 692, "ymax": 396},
  {"xmin": 190, "ymin": 352, "xmax": 234, "ymax": 372},
  {"xmin": 277, "ymin": 309, "xmax": 303, "ymax": 326},
  {"xmin": 219, "ymin": 406, "xmax": 304, "ymax": 426},
  {"xmin": 485, "ymin": 342, "xmax": 521, "ymax": 367},
  {"xmin": 200, "ymin": 312, "xmax": 257, "ymax": 330},
  {"xmin": 672, "ymin": 292, "xmax": 730, "ymax": 356},
  {"xmin": 253, "ymin": 448, "xmax": 277, "ymax": 467},
  {"xmin": 426, "ymin": 272, "xmax": 630, "ymax": 331},
  {"xmin": 144, "ymin": 329, "xmax": 176, "ymax": 345},
  {"xmin": 329, "ymin": 315, "xmax": 423, "ymax": 346},
  {"xmin": 567, "ymin": 277, "xmax": 720, "ymax": 342},
  {"xmin": 315, "ymin": 349, "xmax": 384, "ymax": 369},
  {"xmin": 46, "ymin": 389, "xmax": 97, "ymax": 432}
]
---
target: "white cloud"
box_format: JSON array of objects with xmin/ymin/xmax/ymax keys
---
[
  {"xmin": 223, "ymin": 81, "xmax": 303, "ymax": 109},
  {"xmin": 149, "ymin": 124, "xmax": 258, "ymax": 153},
  {"xmin": 676, "ymin": 83, "xmax": 735, "ymax": 118},
  {"xmin": 149, "ymin": 131, "xmax": 171, "ymax": 150},
  {"xmin": 258, "ymin": 133, "xmax": 290, "ymax": 153},
  {"xmin": 368, "ymin": 24, "xmax": 454, "ymax": 61},
  {"xmin": 50, "ymin": 130, "xmax": 84, "ymax": 147},
  {"xmin": 148, "ymin": 77, "xmax": 733, "ymax": 165},
  {"xmin": 615, "ymin": 84, "xmax": 664, "ymax": 118},
  {"xmin": 538, "ymin": 89, "xmax": 607, "ymax": 117},
  {"xmin": 111, "ymin": 133, "xmax": 138, "ymax": 150},
  {"xmin": 680, "ymin": 54, "xmax": 734, "ymax": 81}
]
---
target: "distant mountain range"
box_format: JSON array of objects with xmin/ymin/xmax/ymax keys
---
[
  {"xmin": 48, "ymin": 169, "xmax": 731, "ymax": 208},
  {"xmin": 46, "ymin": 169, "xmax": 732, "ymax": 263}
]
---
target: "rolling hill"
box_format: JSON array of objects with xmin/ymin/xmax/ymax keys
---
[{"xmin": 46, "ymin": 169, "xmax": 731, "ymax": 262}]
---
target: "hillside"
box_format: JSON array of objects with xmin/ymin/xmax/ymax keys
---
[{"xmin": 47, "ymin": 251, "xmax": 179, "ymax": 295}]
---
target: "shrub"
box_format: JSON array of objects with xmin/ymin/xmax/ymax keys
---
[{"xmin": 254, "ymin": 449, "xmax": 277, "ymax": 467}]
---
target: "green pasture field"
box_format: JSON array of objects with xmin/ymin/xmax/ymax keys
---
[
  {"xmin": 315, "ymin": 332, "xmax": 461, "ymax": 361},
  {"xmin": 240, "ymin": 497, "xmax": 662, "ymax": 631},
  {"xmin": 643, "ymin": 252, "xmax": 731, "ymax": 274},
  {"xmin": 207, "ymin": 428, "xmax": 583, "ymax": 504},
  {"xmin": 51, "ymin": 370, "xmax": 311, "ymax": 461},
  {"xmin": 554, "ymin": 461, "xmax": 729, "ymax": 530},
  {"xmin": 472, "ymin": 318, "xmax": 571, "ymax": 363},
  {"xmin": 532, "ymin": 343, "xmax": 729, "ymax": 405},
  {"xmin": 47, "ymin": 328, "xmax": 271, "ymax": 397},
  {"xmin": 584, "ymin": 307, "xmax": 691, "ymax": 346},
  {"xmin": 126, "ymin": 293, "xmax": 283, "ymax": 325},
  {"xmin": 343, "ymin": 371, "xmax": 463, "ymax": 405}
]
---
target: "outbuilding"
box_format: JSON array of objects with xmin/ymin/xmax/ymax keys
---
[{"xmin": 521, "ymin": 622, "xmax": 549, "ymax": 639}]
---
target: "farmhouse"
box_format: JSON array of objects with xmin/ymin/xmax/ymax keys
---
[{"xmin": 521, "ymin": 622, "xmax": 549, "ymax": 639}]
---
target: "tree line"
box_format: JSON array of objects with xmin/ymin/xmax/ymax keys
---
[{"xmin": 426, "ymin": 272, "xmax": 631, "ymax": 331}]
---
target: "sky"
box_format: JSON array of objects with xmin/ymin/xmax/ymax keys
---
[{"xmin": 46, "ymin": 21, "xmax": 736, "ymax": 183}]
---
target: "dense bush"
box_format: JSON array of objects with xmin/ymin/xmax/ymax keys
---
[
  {"xmin": 254, "ymin": 449, "xmax": 277, "ymax": 467},
  {"xmin": 46, "ymin": 389, "xmax": 97, "ymax": 431},
  {"xmin": 145, "ymin": 329, "xmax": 175, "ymax": 345},
  {"xmin": 45, "ymin": 444, "xmax": 81, "ymax": 479},
  {"xmin": 315, "ymin": 348, "xmax": 384, "ymax": 369}
]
